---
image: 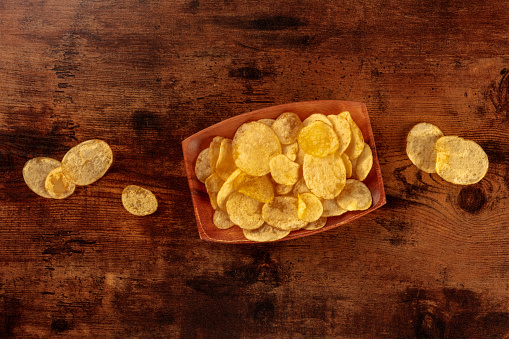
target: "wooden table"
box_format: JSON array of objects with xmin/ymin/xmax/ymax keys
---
[{"xmin": 1, "ymin": 0, "xmax": 509, "ymax": 337}]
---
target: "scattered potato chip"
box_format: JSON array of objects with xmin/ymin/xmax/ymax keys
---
[
  {"xmin": 216, "ymin": 138, "xmax": 237, "ymax": 181},
  {"xmin": 336, "ymin": 179, "xmax": 372, "ymax": 211},
  {"xmin": 213, "ymin": 209, "xmax": 235, "ymax": 229},
  {"xmin": 262, "ymin": 196, "xmax": 308, "ymax": 231},
  {"xmin": 353, "ymin": 142, "xmax": 373, "ymax": 181},
  {"xmin": 303, "ymin": 153, "xmax": 346, "ymax": 199},
  {"xmin": 195, "ymin": 148, "xmax": 212, "ymax": 183},
  {"xmin": 226, "ymin": 192, "xmax": 264, "ymax": 229},
  {"xmin": 282, "ymin": 142, "xmax": 299, "ymax": 161},
  {"xmin": 45, "ymin": 166, "xmax": 76, "ymax": 199},
  {"xmin": 122, "ymin": 185, "xmax": 158, "ymax": 216},
  {"xmin": 275, "ymin": 183, "xmax": 293, "ymax": 195},
  {"xmin": 341, "ymin": 153, "xmax": 353, "ymax": 178},
  {"xmin": 303, "ymin": 113, "xmax": 333, "ymax": 127},
  {"xmin": 258, "ymin": 118, "xmax": 275, "ymax": 127},
  {"xmin": 205, "ymin": 173, "xmax": 225, "ymax": 210},
  {"xmin": 23, "ymin": 157, "xmax": 61, "ymax": 198},
  {"xmin": 269, "ymin": 154, "xmax": 300, "ymax": 185},
  {"xmin": 243, "ymin": 223, "xmax": 290, "ymax": 242},
  {"xmin": 304, "ymin": 217, "xmax": 327, "ymax": 230},
  {"xmin": 340, "ymin": 111, "xmax": 364, "ymax": 159},
  {"xmin": 435, "ymin": 136, "xmax": 489, "ymax": 185},
  {"xmin": 233, "ymin": 172, "xmax": 274, "ymax": 203},
  {"xmin": 232, "ymin": 121, "xmax": 282, "ymax": 176},
  {"xmin": 406, "ymin": 122, "xmax": 444, "ymax": 173},
  {"xmin": 321, "ymin": 199, "xmax": 347, "ymax": 217},
  {"xmin": 208, "ymin": 136, "xmax": 224, "ymax": 173},
  {"xmin": 297, "ymin": 193, "xmax": 323, "ymax": 222},
  {"xmin": 328, "ymin": 114, "xmax": 352, "ymax": 155},
  {"xmin": 61, "ymin": 139, "xmax": 113, "ymax": 186},
  {"xmin": 271, "ymin": 112, "xmax": 303, "ymax": 145},
  {"xmin": 216, "ymin": 169, "xmax": 241, "ymax": 210},
  {"xmin": 292, "ymin": 178, "xmax": 311, "ymax": 195}
]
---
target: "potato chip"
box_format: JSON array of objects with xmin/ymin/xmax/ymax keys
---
[
  {"xmin": 195, "ymin": 148, "xmax": 212, "ymax": 184},
  {"xmin": 340, "ymin": 111, "xmax": 364, "ymax": 159},
  {"xmin": 327, "ymin": 114, "xmax": 352, "ymax": 155},
  {"xmin": 271, "ymin": 112, "xmax": 303, "ymax": 145},
  {"xmin": 269, "ymin": 154, "xmax": 300, "ymax": 185},
  {"xmin": 292, "ymin": 178, "xmax": 310, "ymax": 195},
  {"xmin": 282, "ymin": 142, "xmax": 299, "ymax": 162},
  {"xmin": 232, "ymin": 121, "xmax": 282, "ymax": 176},
  {"xmin": 295, "ymin": 146, "xmax": 306, "ymax": 167},
  {"xmin": 275, "ymin": 183, "xmax": 293, "ymax": 195},
  {"xmin": 303, "ymin": 113, "xmax": 333, "ymax": 127},
  {"xmin": 258, "ymin": 118, "xmax": 275, "ymax": 127},
  {"xmin": 205, "ymin": 173, "xmax": 224, "ymax": 210},
  {"xmin": 233, "ymin": 172, "xmax": 274, "ymax": 203},
  {"xmin": 243, "ymin": 223, "xmax": 290, "ymax": 242},
  {"xmin": 321, "ymin": 199, "xmax": 347, "ymax": 217},
  {"xmin": 226, "ymin": 192, "xmax": 264, "ymax": 229},
  {"xmin": 298, "ymin": 121, "xmax": 339, "ymax": 157},
  {"xmin": 406, "ymin": 122, "xmax": 444, "ymax": 173},
  {"xmin": 208, "ymin": 136, "xmax": 224, "ymax": 173},
  {"xmin": 216, "ymin": 138, "xmax": 237, "ymax": 181},
  {"xmin": 122, "ymin": 185, "xmax": 158, "ymax": 216},
  {"xmin": 304, "ymin": 217, "xmax": 327, "ymax": 231},
  {"xmin": 297, "ymin": 193, "xmax": 323, "ymax": 222},
  {"xmin": 216, "ymin": 169, "xmax": 241, "ymax": 210},
  {"xmin": 23, "ymin": 157, "xmax": 61, "ymax": 198},
  {"xmin": 303, "ymin": 153, "xmax": 346, "ymax": 199},
  {"xmin": 262, "ymin": 196, "xmax": 308, "ymax": 231},
  {"xmin": 45, "ymin": 166, "xmax": 76, "ymax": 199},
  {"xmin": 341, "ymin": 153, "xmax": 352, "ymax": 178},
  {"xmin": 61, "ymin": 139, "xmax": 113, "ymax": 185},
  {"xmin": 213, "ymin": 209, "xmax": 235, "ymax": 229},
  {"xmin": 353, "ymin": 142, "xmax": 373, "ymax": 181},
  {"xmin": 336, "ymin": 179, "xmax": 372, "ymax": 211},
  {"xmin": 435, "ymin": 136, "xmax": 489, "ymax": 185}
]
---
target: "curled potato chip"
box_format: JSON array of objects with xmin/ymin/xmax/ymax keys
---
[
  {"xmin": 61, "ymin": 139, "xmax": 113, "ymax": 185},
  {"xmin": 406, "ymin": 123, "xmax": 444, "ymax": 173},
  {"xmin": 195, "ymin": 148, "xmax": 212, "ymax": 184},
  {"xmin": 340, "ymin": 111, "xmax": 364, "ymax": 159},
  {"xmin": 45, "ymin": 166, "xmax": 76, "ymax": 199},
  {"xmin": 216, "ymin": 169, "xmax": 241, "ymax": 210},
  {"xmin": 226, "ymin": 192, "xmax": 264, "ymax": 229},
  {"xmin": 262, "ymin": 196, "xmax": 308, "ymax": 231},
  {"xmin": 216, "ymin": 138, "xmax": 237, "ymax": 181},
  {"xmin": 298, "ymin": 121, "xmax": 339, "ymax": 157},
  {"xmin": 208, "ymin": 136, "xmax": 224, "ymax": 173},
  {"xmin": 321, "ymin": 199, "xmax": 347, "ymax": 217},
  {"xmin": 23, "ymin": 157, "xmax": 61, "ymax": 198},
  {"xmin": 292, "ymin": 177, "xmax": 310, "ymax": 195},
  {"xmin": 205, "ymin": 173, "xmax": 224, "ymax": 210},
  {"xmin": 353, "ymin": 142, "xmax": 373, "ymax": 181},
  {"xmin": 269, "ymin": 154, "xmax": 300, "ymax": 185},
  {"xmin": 243, "ymin": 223, "xmax": 290, "ymax": 242},
  {"xmin": 122, "ymin": 185, "xmax": 158, "ymax": 216},
  {"xmin": 303, "ymin": 153, "xmax": 346, "ymax": 199},
  {"xmin": 282, "ymin": 142, "xmax": 299, "ymax": 162},
  {"xmin": 304, "ymin": 217, "xmax": 327, "ymax": 231},
  {"xmin": 213, "ymin": 209, "xmax": 235, "ymax": 229},
  {"xmin": 341, "ymin": 153, "xmax": 352, "ymax": 178},
  {"xmin": 303, "ymin": 113, "xmax": 333, "ymax": 127},
  {"xmin": 275, "ymin": 183, "xmax": 293, "ymax": 195},
  {"xmin": 297, "ymin": 193, "xmax": 323, "ymax": 222},
  {"xmin": 435, "ymin": 136, "xmax": 489, "ymax": 185},
  {"xmin": 233, "ymin": 172, "xmax": 274, "ymax": 203},
  {"xmin": 271, "ymin": 112, "xmax": 303, "ymax": 145},
  {"xmin": 258, "ymin": 118, "xmax": 275, "ymax": 127},
  {"xmin": 232, "ymin": 121, "xmax": 282, "ymax": 176},
  {"xmin": 327, "ymin": 114, "xmax": 352, "ymax": 155},
  {"xmin": 336, "ymin": 179, "xmax": 372, "ymax": 211}
]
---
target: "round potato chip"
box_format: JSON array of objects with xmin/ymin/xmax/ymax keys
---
[
  {"xmin": 303, "ymin": 153, "xmax": 346, "ymax": 199},
  {"xmin": 298, "ymin": 121, "xmax": 339, "ymax": 158},
  {"xmin": 336, "ymin": 179, "xmax": 372, "ymax": 211},
  {"xmin": 216, "ymin": 169, "xmax": 242, "ymax": 210},
  {"xmin": 282, "ymin": 142, "xmax": 299, "ymax": 162},
  {"xmin": 435, "ymin": 136, "xmax": 489, "ymax": 185},
  {"xmin": 271, "ymin": 112, "xmax": 303, "ymax": 145},
  {"xmin": 302, "ymin": 113, "xmax": 333, "ymax": 127},
  {"xmin": 233, "ymin": 172, "xmax": 274, "ymax": 203},
  {"xmin": 262, "ymin": 196, "xmax": 308, "ymax": 231},
  {"xmin": 304, "ymin": 217, "xmax": 327, "ymax": 230},
  {"xmin": 275, "ymin": 183, "xmax": 293, "ymax": 195},
  {"xmin": 61, "ymin": 139, "xmax": 113, "ymax": 186},
  {"xmin": 297, "ymin": 193, "xmax": 323, "ymax": 222},
  {"xmin": 195, "ymin": 148, "xmax": 212, "ymax": 184},
  {"xmin": 216, "ymin": 138, "xmax": 237, "ymax": 181},
  {"xmin": 232, "ymin": 121, "xmax": 282, "ymax": 176},
  {"xmin": 205, "ymin": 173, "xmax": 225, "ymax": 210},
  {"xmin": 258, "ymin": 118, "xmax": 275, "ymax": 127},
  {"xmin": 45, "ymin": 166, "xmax": 76, "ymax": 199},
  {"xmin": 340, "ymin": 111, "xmax": 364, "ymax": 159},
  {"xmin": 353, "ymin": 142, "xmax": 373, "ymax": 181},
  {"xmin": 321, "ymin": 199, "xmax": 347, "ymax": 217},
  {"xmin": 406, "ymin": 122, "xmax": 444, "ymax": 173},
  {"xmin": 208, "ymin": 136, "xmax": 224, "ymax": 173},
  {"xmin": 122, "ymin": 185, "xmax": 158, "ymax": 216},
  {"xmin": 243, "ymin": 223, "xmax": 290, "ymax": 242},
  {"xmin": 269, "ymin": 154, "xmax": 300, "ymax": 186},
  {"xmin": 327, "ymin": 114, "xmax": 352, "ymax": 155},
  {"xmin": 213, "ymin": 209, "xmax": 235, "ymax": 229},
  {"xmin": 23, "ymin": 157, "xmax": 61, "ymax": 198},
  {"xmin": 226, "ymin": 192, "xmax": 264, "ymax": 230},
  {"xmin": 341, "ymin": 153, "xmax": 353, "ymax": 178}
]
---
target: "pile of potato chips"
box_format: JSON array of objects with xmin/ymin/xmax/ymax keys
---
[
  {"xmin": 406, "ymin": 123, "xmax": 489, "ymax": 185},
  {"xmin": 195, "ymin": 111, "xmax": 374, "ymax": 242}
]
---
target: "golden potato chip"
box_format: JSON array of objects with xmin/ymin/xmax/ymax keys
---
[
  {"xmin": 304, "ymin": 217, "xmax": 327, "ymax": 230},
  {"xmin": 302, "ymin": 113, "xmax": 333, "ymax": 127},
  {"xmin": 275, "ymin": 183, "xmax": 293, "ymax": 195},
  {"xmin": 336, "ymin": 179, "xmax": 372, "ymax": 211},
  {"xmin": 258, "ymin": 118, "xmax": 275, "ymax": 127},
  {"xmin": 232, "ymin": 121, "xmax": 282, "ymax": 176},
  {"xmin": 269, "ymin": 154, "xmax": 300, "ymax": 185},
  {"xmin": 262, "ymin": 196, "xmax": 308, "ymax": 231},
  {"xmin": 45, "ymin": 166, "xmax": 76, "ymax": 199},
  {"xmin": 303, "ymin": 153, "xmax": 346, "ymax": 199},
  {"xmin": 406, "ymin": 122, "xmax": 444, "ymax": 173},
  {"xmin": 353, "ymin": 142, "xmax": 373, "ymax": 181},
  {"xmin": 226, "ymin": 192, "xmax": 264, "ymax": 229},
  {"xmin": 271, "ymin": 112, "xmax": 303, "ymax": 145},
  {"xmin": 23, "ymin": 157, "xmax": 61, "ymax": 198},
  {"xmin": 61, "ymin": 139, "xmax": 113, "ymax": 185},
  {"xmin": 321, "ymin": 199, "xmax": 347, "ymax": 217},
  {"xmin": 341, "ymin": 153, "xmax": 353, "ymax": 178},
  {"xmin": 122, "ymin": 185, "xmax": 158, "ymax": 216},
  {"xmin": 327, "ymin": 114, "xmax": 352, "ymax": 155},
  {"xmin": 298, "ymin": 121, "xmax": 339, "ymax": 157},
  {"xmin": 195, "ymin": 148, "xmax": 212, "ymax": 184},
  {"xmin": 233, "ymin": 172, "xmax": 274, "ymax": 203},
  {"xmin": 216, "ymin": 138, "xmax": 237, "ymax": 181},
  {"xmin": 205, "ymin": 173, "xmax": 224, "ymax": 210},
  {"xmin": 243, "ymin": 223, "xmax": 290, "ymax": 242},
  {"xmin": 295, "ymin": 146, "xmax": 306, "ymax": 167},
  {"xmin": 208, "ymin": 136, "xmax": 224, "ymax": 173},
  {"xmin": 292, "ymin": 178, "xmax": 310, "ymax": 195},
  {"xmin": 282, "ymin": 142, "xmax": 299, "ymax": 162},
  {"xmin": 340, "ymin": 111, "xmax": 364, "ymax": 159},
  {"xmin": 216, "ymin": 169, "xmax": 241, "ymax": 210},
  {"xmin": 435, "ymin": 136, "xmax": 489, "ymax": 185},
  {"xmin": 297, "ymin": 193, "xmax": 323, "ymax": 222},
  {"xmin": 213, "ymin": 209, "xmax": 235, "ymax": 229}
]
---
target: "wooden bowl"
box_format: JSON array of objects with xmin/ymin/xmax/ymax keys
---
[{"xmin": 182, "ymin": 100, "xmax": 386, "ymax": 243}]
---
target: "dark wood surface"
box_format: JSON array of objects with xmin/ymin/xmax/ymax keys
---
[{"xmin": 1, "ymin": 0, "xmax": 509, "ymax": 337}]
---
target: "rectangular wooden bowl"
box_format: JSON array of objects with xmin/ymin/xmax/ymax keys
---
[{"xmin": 182, "ymin": 100, "xmax": 386, "ymax": 243}]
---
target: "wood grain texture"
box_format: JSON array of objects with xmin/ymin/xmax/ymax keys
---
[{"xmin": 1, "ymin": 0, "xmax": 509, "ymax": 337}]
